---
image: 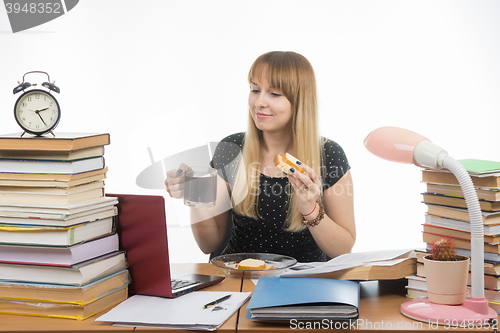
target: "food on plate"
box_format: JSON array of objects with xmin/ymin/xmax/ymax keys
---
[
  {"xmin": 273, "ymin": 153, "xmax": 308, "ymax": 176},
  {"xmin": 236, "ymin": 258, "xmax": 274, "ymax": 270}
]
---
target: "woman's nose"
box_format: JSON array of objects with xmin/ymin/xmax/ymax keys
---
[{"xmin": 255, "ymin": 94, "xmax": 267, "ymax": 108}]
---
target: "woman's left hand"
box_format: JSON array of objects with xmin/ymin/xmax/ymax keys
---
[{"xmin": 286, "ymin": 163, "xmax": 321, "ymax": 215}]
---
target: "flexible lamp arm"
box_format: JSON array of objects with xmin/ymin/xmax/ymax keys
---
[
  {"xmin": 442, "ymin": 156, "xmax": 485, "ymax": 298},
  {"xmin": 364, "ymin": 127, "xmax": 485, "ymax": 299}
]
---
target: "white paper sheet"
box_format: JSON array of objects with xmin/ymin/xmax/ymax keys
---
[
  {"xmin": 280, "ymin": 248, "xmax": 415, "ymax": 277},
  {"xmin": 96, "ymin": 291, "xmax": 252, "ymax": 331}
]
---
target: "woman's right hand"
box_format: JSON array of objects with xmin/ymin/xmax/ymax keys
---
[{"xmin": 165, "ymin": 163, "xmax": 188, "ymax": 199}]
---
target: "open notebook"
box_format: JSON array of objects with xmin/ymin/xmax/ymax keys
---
[{"xmin": 106, "ymin": 193, "xmax": 224, "ymax": 298}]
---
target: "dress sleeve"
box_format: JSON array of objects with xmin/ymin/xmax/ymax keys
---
[
  {"xmin": 321, "ymin": 139, "xmax": 351, "ymax": 190},
  {"xmin": 209, "ymin": 132, "xmax": 244, "ymax": 185}
]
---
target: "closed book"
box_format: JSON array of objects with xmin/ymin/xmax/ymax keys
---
[
  {"xmin": 0, "ymin": 180, "xmax": 104, "ymax": 195},
  {"xmin": 426, "ymin": 183, "xmax": 500, "ymax": 202},
  {"xmin": 422, "ymin": 193, "xmax": 500, "ymax": 212},
  {"xmin": 425, "ymin": 214, "xmax": 500, "ymax": 235},
  {"xmin": 0, "ymin": 133, "xmax": 110, "ymax": 152},
  {"xmin": 0, "ymin": 285, "xmax": 127, "ymax": 320},
  {"xmin": 422, "ymin": 224, "xmax": 500, "ymax": 244},
  {"xmin": 0, "ymin": 146, "xmax": 104, "ymax": 162},
  {"xmin": 0, "ymin": 233, "xmax": 119, "ymax": 265},
  {"xmin": 0, "ymin": 187, "xmax": 104, "ymax": 204},
  {"xmin": 0, "ymin": 196, "xmax": 117, "ymax": 216},
  {"xmin": 246, "ymin": 276, "xmax": 359, "ymax": 320},
  {"xmin": 0, "ymin": 167, "xmax": 107, "ymax": 182},
  {"xmin": 0, "ymin": 172, "xmax": 107, "ymax": 189},
  {"xmin": 422, "ymin": 232, "xmax": 500, "ymax": 254},
  {"xmin": 0, "ymin": 205, "xmax": 117, "ymax": 226},
  {"xmin": 0, "ymin": 251, "xmax": 127, "ymax": 285},
  {"xmin": 422, "ymin": 170, "xmax": 500, "ymax": 188},
  {"xmin": 426, "ymin": 204, "xmax": 500, "ymax": 225},
  {"xmin": 0, "ymin": 216, "xmax": 116, "ymax": 245},
  {"xmin": 301, "ymin": 257, "xmax": 416, "ymax": 281},
  {"xmin": 0, "ymin": 269, "xmax": 129, "ymax": 304},
  {"xmin": 0, "ymin": 157, "xmax": 105, "ymax": 174}
]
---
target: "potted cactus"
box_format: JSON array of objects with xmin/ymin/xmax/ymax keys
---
[{"xmin": 423, "ymin": 237, "xmax": 470, "ymax": 305}]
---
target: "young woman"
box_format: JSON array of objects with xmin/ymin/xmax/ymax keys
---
[{"xmin": 166, "ymin": 51, "xmax": 355, "ymax": 262}]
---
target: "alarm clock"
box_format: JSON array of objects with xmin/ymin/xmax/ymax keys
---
[{"xmin": 13, "ymin": 71, "xmax": 61, "ymax": 137}]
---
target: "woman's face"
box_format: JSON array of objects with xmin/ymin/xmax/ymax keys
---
[{"xmin": 248, "ymin": 73, "xmax": 293, "ymax": 135}]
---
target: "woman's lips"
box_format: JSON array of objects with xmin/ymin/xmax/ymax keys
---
[{"xmin": 256, "ymin": 112, "xmax": 272, "ymax": 119}]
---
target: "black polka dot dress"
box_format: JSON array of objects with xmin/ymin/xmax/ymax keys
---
[{"xmin": 210, "ymin": 133, "xmax": 350, "ymax": 262}]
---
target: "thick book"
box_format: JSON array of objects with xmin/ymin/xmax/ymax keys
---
[
  {"xmin": 422, "ymin": 170, "xmax": 500, "ymax": 188},
  {"xmin": 422, "ymin": 232, "xmax": 500, "ymax": 254},
  {"xmin": 0, "ymin": 187, "xmax": 104, "ymax": 204},
  {"xmin": 426, "ymin": 183, "xmax": 500, "ymax": 202},
  {"xmin": 0, "ymin": 167, "xmax": 107, "ymax": 182},
  {"xmin": 0, "ymin": 269, "xmax": 129, "ymax": 304},
  {"xmin": 0, "ymin": 133, "xmax": 110, "ymax": 152},
  {"xmin": 0, "ymin": 233, "xmax": 119, "ymax": 265},
  {"xmin": 423, "ymin": 223, "xmax": 500, "ymax": 243},
  {"xmin": 0, "ymin": 205, "xmax": 117, "ymax": 226},
  {"xmin": 0, "ymin": 285, "xmax": 127, "ymax": 320},
  {"xmin": 0, "ymin": 251, "xmax": 127, "ymax": 285},
  {"xmin": 0, "ymin": 216, "xmax": 116, "ymax": 245},
  {"xmin": 280, "ymin": 249, "xmax": 415, "ymax": 279},
  {"xmin": 246, "ymin": 276, "xmax": 359, "ymax": 320},
  {"xmin": 0, "ymin": 196, "xmax": 117, "ymax": 216},
  {"xmin": 425, "ymin": 214, "xmax": 500, "ymax": 235},
  {"xmin": 0, "ymin": 157, "xmax": 105, "ymax": 174},
  {"xmin": 0, "ymin": 146, "xmax": 104, "ymax": 162},
  {"xmin": 295, "ymin": 257, "xmax": 416, "ymax": 281},
  {"xmin": 426, "ymin": 204, "xmax": 500, "ymax": 225},
  {"xmin": 0, "ymin": 180, "xmax": 104, "ymax": 195},
  {"xmin": 422, "ymin": 193, "xmax": 500, "ymax": 212}
]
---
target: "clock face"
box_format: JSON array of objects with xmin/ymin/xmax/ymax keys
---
[{"xmin": 14, "ymin": 89, "xmax": 61, "ymax": 136}]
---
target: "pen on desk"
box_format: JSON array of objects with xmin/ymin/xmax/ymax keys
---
[{"xmin": 202, "ymin": 294, "xmax": 232, "ymax": 309}]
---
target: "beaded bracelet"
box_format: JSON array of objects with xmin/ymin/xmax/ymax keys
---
[{"xmin": 301, "ymin": 203, "xmax": 325, "ymax": 228}]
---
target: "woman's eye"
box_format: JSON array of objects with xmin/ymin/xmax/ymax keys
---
[
  {"xmin": 271, "ymin": 92, "xmax": 282, "ymax": 97},
  {"xmin": 251, "ymin": 89, "xmax": 260, "ymax": 93}
]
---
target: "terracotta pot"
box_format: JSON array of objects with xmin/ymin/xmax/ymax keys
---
[{"xmin": 423, "ymin": 255, "xmax": 470, "ymax": 305}]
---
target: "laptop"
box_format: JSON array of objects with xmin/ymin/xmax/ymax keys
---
[{"xmin": 106, "ymin": 193, "xmax": 224, "ymax": 298}]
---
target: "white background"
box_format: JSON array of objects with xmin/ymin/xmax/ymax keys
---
[{"xmin": 0, "ymin": 1, "xmax": 499, "ymax": 263}]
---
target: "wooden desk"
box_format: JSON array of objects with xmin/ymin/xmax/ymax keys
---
[
  {"xmin": 239, "ymin": 278, "xmax": 500, "ymax": 332},
  {"xmin": 2, "ymin": 264, "xmax": 498, "ymax": 332},
  {"xmin": 0, "ymin": 263, "xmax": 239, "ymax": 333}
]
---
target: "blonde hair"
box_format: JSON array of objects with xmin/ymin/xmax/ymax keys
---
[{"xmin": 231, "ymin": 51, "xmax": 324, "ymax": 232}]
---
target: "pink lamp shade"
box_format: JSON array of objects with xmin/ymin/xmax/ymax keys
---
[
  {"xmin": 363, "ymin": 126, "xmax": 428, "ymax": 165},
  {"xmin": 364, "ymin": 126, "xmax": 448, "ymax": 169}
]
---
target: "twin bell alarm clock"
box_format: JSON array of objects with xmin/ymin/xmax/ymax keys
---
[{"xmin": 12, "ymin": 71, "xmax": 61, "ymax": 137}]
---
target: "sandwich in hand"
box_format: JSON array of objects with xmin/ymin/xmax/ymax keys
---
[{"xmin": 273, "ymin": 153, "xmax": 308, "ymax": 176}]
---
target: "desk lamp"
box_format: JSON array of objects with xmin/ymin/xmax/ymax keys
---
[{"xmin": 363, "ymin": 126, "xmax": 497, "ymax": 324}]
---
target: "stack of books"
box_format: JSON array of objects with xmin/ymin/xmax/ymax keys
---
[
  {"xmin": 405, "ymin": 159, "xmax": 500, "ymax": 312},
  {"xmin": 0, "ymin": 133, "xmax": 128, "ymax": 320}
]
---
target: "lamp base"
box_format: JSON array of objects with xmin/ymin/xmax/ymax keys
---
[{"xmin": 400, "ymin": 298, "xmax": 497, "ymax": 325}]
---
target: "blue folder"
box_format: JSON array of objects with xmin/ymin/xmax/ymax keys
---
[{"xmin": 246, "ymin": 276, "xmax": 360, "ymax": 321}]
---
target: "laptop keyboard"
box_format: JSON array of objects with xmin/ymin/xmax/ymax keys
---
[{"xmin": 171, "ymin": 279, "xmax": 198, "ymax": 290}]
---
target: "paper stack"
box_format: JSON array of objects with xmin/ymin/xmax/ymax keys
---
[{"xmin": 0, "ymin": 133, "xmax": 128, "ymax": 320}]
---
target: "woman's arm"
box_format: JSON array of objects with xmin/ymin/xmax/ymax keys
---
[
  {"xmin": 287, "ymin": 166, "xmax": 355, "ymax": 259},
  {"xmin": 190, "ymin": 175, "xmax": 233, "ymax": 254},
  {"xmin": 307, "ymin": 170, "xmax": 356, "ymax": 258}
]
